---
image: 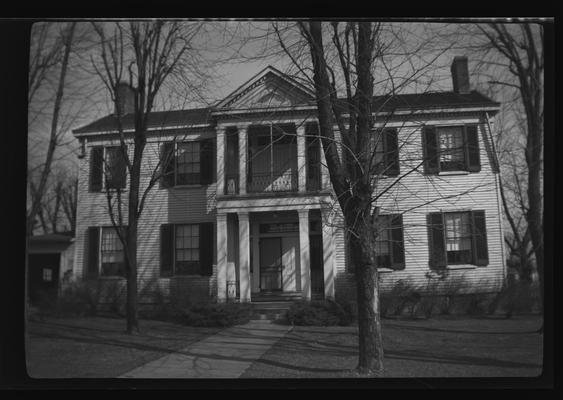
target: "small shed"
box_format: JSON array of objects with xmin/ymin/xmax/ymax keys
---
[{"xmin": 27, "ymin": 233, "xmax": 75, "ymax": 305}]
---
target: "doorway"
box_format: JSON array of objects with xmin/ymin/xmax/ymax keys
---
[
  {"xmin": 259, "ymin": 237, "xmax": 283, "ymax": 291},
  {"xmin": 28, "ymin": 253, "xmax": 60, "ymax": 306},
  {"xmin": 310, "ymin": 234, "xmax": 324, "ymax": 299}
]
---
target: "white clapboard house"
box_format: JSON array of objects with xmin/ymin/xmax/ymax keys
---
[{"xmin": 72, "ymin": 56, "xmax": 505, "ymax": 306}]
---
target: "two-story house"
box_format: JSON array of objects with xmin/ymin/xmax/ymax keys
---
[{"xmin": 72, "ymin": 56, "xmax": 505, "ymax": 306}]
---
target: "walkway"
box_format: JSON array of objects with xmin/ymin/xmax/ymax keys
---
[{"xmin": 119, "ymin": 320, "xmax": 291, "ymax": 378}]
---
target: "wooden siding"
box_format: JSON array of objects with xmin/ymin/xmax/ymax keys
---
[
  {"xmin": 73, "ymin": 110, "xmax": 504, "ymax": 303},
  {"xmin": 74, "ymin": 132, "xmax": 218, "ymax": 303}
]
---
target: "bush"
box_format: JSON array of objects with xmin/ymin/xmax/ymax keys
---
[
  {"xmin": 464, "ymin": 293, "xmax": 490, "ymax": 316},
  {"xmin": 286, "ymin": 300, "xmax": 354, "ymax": 326},
  {"xmin": 44, "ymin": 281, "xmax": 101, "ymax": 317},
  {"xmin": 490, "ymin": 281, "xmax": 541, "ymax": 317},
  {"xmin": 182, "ymin": 302, "xmax": 253, "ymax": 327},
  {"xmin": 380, "ymin": 280, "xmax": 420, "ymax": 318}
]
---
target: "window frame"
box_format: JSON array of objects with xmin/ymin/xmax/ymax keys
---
[
  {"xmin": 437, "ymin": 126, "xmax": 467, "ymax": 172},
  {"xmin": 103, "ymin": 146, "xmax": 127, "ymax": 191},
  {"xmin": 175, "ymin": 141, "xmax": 201, "ymax": 186},
  {"xmin": 173, "ymin": 223, "xmax": 201, "ymax": 276},
  {"xmin": 99, "ymin": 225, "xmax": 126, "ymax": 278},
  {"xmin": 443, "ymin": 211, "xmax": 473, "ymax": 265}
]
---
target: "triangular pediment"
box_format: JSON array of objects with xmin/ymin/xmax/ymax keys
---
[{"xmin": 216, "ymin": 66, "xmax": 315, "ymax": 110}]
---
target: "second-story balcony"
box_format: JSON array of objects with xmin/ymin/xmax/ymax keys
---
[{"xmin": 220, "ymin": 122, "xmax": 323, "ymax": 197}]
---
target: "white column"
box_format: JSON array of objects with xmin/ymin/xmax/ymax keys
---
[
  {"xmin": 251, "ymin": 220, "xmax": 260, "ymax": 293},
  {"xmin": 216, "ymin": 212, "xmax": 228, "ymax": 302},
  {"xmin": 321, "ymin": 207, "xmax": 336, "ymax": 300},
  {"xmin": 320, "ymin": 142, "xmax": 330, "ymax": 190},
  {"xmin": 238, "ymin": 125, "xmax": 248, "ymax": 195},
  {"xmin": 216, "ymin": 127, "xmax": 226, "ymax": 195},
  {"xmin": 297, "ymin": 125, "xmax": 307, "ymax": 192},
  {"xmin": 238, "ymin": 211, "xmax": 251, "ymax": 302},
  {"xmin": 298, "ymin": 209, "xmax": 311, "ymax": 300}
]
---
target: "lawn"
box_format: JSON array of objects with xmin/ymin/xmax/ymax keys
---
[
  {"xmin": 240, "ymin": 315, "xmax": 544, "ymax": 378},
  {"xmin": 25, "ymin": 315, "xmax": 222, "ymax": 378}
]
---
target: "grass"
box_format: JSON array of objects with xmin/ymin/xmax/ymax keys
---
[
  {"xmin": 25, "ymin": 313, "xmax": 544, "ymax": 379},
  {"xmin": 241, "ymin": 315, "xmax": 544, "ymax": 378},
  {"xmin": 25, "ymin": 314, "xmax": 222, "ymax": 378}
]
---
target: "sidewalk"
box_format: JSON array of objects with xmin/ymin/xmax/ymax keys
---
[{"xmin": 119, "ymin": 320, "xmax": 291, "ymax": 378}]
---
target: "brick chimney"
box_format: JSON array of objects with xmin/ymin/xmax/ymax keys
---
[
  {"xmin": 451, "ymin": 56, "xmax": 470, "ymax": 94},
  {"xmin": 115, "ymin": 82, "xmax": 135, "ymax": 116}
]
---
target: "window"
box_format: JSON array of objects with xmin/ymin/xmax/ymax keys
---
[
  {"xmin": 176, "ymin": 142, "xmax": 200, "ymax": 185},
  {"xmin": 160, "ymin": 223, "xmax": 213, "ymax": 277},
  {"xmin": 370, "ymin": 128, "xmax": 400, "ymax": 176},
  {"xmin": 444, "ymin": 212, "xmax": 473, "ymax": 264},
  {"xmin": 427, "ymin": 210, "xmax": 489, "ymax": 269},
  {"xmin": 422, "ymin": 125, "xmax": 481, "ymax": 174},
  {"xmin": 89, "ymin": 146, "xmax": 127, "ymax": 191},
  {"xmin": 100, "ymin": 227, "xmax": 126, "ymax": 276},
  {"xmin": 161, "ymin": 140, "xmax": 213, "ymax": 188},
  {"xmin": 105, "ymin": 147, "xmax": 127, "ymax": 189},
  {"xmin": 175, "ymin": 224, "xmax": 200, "ymax": 275},
  {"xmin": 346, "ymin": 214, "xmax": 405, "ymax": 272}
]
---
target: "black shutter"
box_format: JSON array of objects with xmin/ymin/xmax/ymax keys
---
[
  {"xmin": 384, "ymin": 128, "xmax": 400, "ymax": 176},
  {"xmin": 427, "ymin": 212, "xmax": 447, "ymax": 269},
  {"xmin": 199, "ymin": 222, "xmax": 214, "ymax": 276},
  {"xmin": 199, "ymin": 139, "xmax": 214, "ymax": 185},
  {"xmin": 160, "ymin": 224, "xmax": 174, "ymax": 277},
  {"xmin": 471, "ymin": 210, "xmax": 489, "ymax": 266},
  {"xmin": 390, "ymin": 214, "xmax": 405, "ymax": 270},
  {"xmin": 422, "ymin": 126, "xmax": 440, "ymax": 174},
  {"xmin": 465, "ymin": 125, "xmax": 481, "ymax": 172},
  {"xmin": 89, "ymin": 147, "xmax": 104, "ymax": 192},
  {"xmin": 112, "ymin": 146, "xmax": 127, "ymax": 189},
  {"xmin": 86, "ymin": 226, "xmax": 100, "ymax": 279},
  {"xmin": 160, "ymin": 142, "xmax": 175, "ymax": 188}
]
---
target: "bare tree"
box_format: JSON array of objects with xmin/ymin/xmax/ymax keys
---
[
  {"xmin": 27, "ymin": 22, "xmax": 77, "ymax": 235},
  {"xmin": 90, "ymin": 21, "xmax": 213, "ymax": 333}
]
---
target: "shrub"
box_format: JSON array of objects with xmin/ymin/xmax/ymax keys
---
[
  {"xmin": 491, "ymin": 281, "xmax": 541, "ymax": 318},
  {"xmin": 380, "ymin": 280, "xmax": 420, "ymax": 318},
  {"xmin": 182, "ymin": 302, "xmax": 253, "ymax": 327},
  {"xmin": 439, "ymin": 276, "xmax": 467, "ymax": 315},
  {"xmin": 286, "ymin": 300, "xmax": 354, "ymax": 326},
  {"xmin": 48, "ymin": 281, "xmax": 101, "ymax": 317},
  {"xmin": 464, "ymin": 293, "xmax": 490, "ymax": 316}
]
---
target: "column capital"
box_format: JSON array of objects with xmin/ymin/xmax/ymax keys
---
[
  {"xmin": 238, "ymin": 211, "xmax": 249, "ymax": 220},
  {"xmin": 298, "ymin": 209, "xmax": 310, "ymax": 218},
  {"xmin": 216, "ymin": 212, "xmax": 228, "ymax": 221}
]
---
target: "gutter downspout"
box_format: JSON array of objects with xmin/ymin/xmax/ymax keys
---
[{"xmin": 485, "ymin": 112, "xmax": 507, "ymax": 288}]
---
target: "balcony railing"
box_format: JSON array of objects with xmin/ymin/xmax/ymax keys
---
[{"xmin": 248, "ymin": 171, "xmax": 298, "ymax": 193}]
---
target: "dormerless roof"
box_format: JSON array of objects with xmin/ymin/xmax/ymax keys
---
[{"xmin": 73, "ymin": 90, "xmax": 499, "ymax": 135}]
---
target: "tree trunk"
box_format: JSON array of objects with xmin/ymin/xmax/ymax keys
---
[
  {"xmin": 349, "ymin": 225, "xmax": 384, "ymax": 375},
  {"xmin": 125, "ymin": 152, "xmax": 143, "ymax": 334}
]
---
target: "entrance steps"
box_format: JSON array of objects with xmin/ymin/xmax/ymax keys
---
[{"xmin": 250, "ymin": 292, "xmax": 301, "ymax": 321}]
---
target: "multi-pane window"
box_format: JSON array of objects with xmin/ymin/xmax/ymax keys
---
[
  {"xmin": 101, "ymin": 227, "xmax": 125, "ymax": 276},
  {"xmin": 375, "ymin": 216, "xmax": 391, "ymax": 267},
  {"xmin": 104, "ymin": 147, "xmax": 127, "ymax": 189},
  {"xmin": 175, "ymin": 224, "xmax": 200, "ymax": 275},
  {"xmin": 444, "ymin": 212, "xmax": 473, "ymax": 264},
  {"xmin": 369, "ymin": 128, "xmax": 400, "ymax": 176},
  {"xmin": 176, "ymin": 142, "xmax": 200, "ymax": 185},
  {"xmin": 438, "ymin": 127, "xmax": 466, "ymax": 171}
]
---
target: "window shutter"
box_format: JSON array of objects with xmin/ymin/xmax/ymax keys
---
[
  {"xmin": 199, "ymin": 139, "xmax": 214, "ymax": 185},
  {"xmin": 86, "ymin": 226, "xmax": 100, "ymax": 279},
  {"xmin": 427, "ymin": 212, "xmax": 447, "ymax": 269},
  {"xmin": 89, "ymin": 147, "xmax": 104, "ymax": 192},
  {"xmin": 390, "ymin": 214, "xmax": 405, "ymax": 270},
  {"xmin": 384, "ymin": 128, "xmax": 400, "ymax": 176},
  {"xmin": 160, "ymin": 142, "xmax": 175, "ymax": 188},
  {"xmin": 471, "ymin": 210, "xmax": 489, "ymax": 266},
  {"xmin": 465, "ymin": 125, "xmax": 481, "ymax": 172},
  {"xmin": 160, "ymin": 224, "xmax": 174, "ymax": 277},
  {"xmin": 422, "ymin": 126, "xmax": 439, "ymax": 174},
  {"xmin": 199, "ymin": 222, "xmax": 214, "ymax": 276}
]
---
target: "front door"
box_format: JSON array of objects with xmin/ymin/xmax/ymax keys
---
[
  {"xmin": 310, "ymin": 235, "xmax": 324, "ymax": 298},
  {"xmin": 259, "ymin": 237, "xmax": 283, "ymax": 291}
]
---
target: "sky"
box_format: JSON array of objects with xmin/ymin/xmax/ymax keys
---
[{"xmin": 27, "ymin": 20, "xmax": 532, "ymax": 176}]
